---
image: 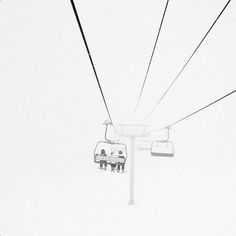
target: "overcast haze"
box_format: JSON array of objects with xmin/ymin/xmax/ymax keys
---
[{"xmin": 0, "ymin": 0, "xmax": 236, "ymax": 235}]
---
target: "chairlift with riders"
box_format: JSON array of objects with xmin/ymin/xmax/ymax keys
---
[{"xmin": 94, "ymin": 120, "xmax": 127, "ymax": 172}]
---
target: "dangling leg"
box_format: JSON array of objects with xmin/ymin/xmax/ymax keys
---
[{"xmin": 99, "ymin": 162, "xmax": 103, "ymax": 169}]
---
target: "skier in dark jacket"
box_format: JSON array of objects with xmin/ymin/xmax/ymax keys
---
[{"xmin": 99, "ymin": 149, "xmax": 107, "ymax": 170}]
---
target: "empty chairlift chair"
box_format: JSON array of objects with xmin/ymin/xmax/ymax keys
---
[
  {"xmin": 150, "ymin": 127, "xmax": 174, "ymax": 157},
  {"xmin": 150, "ymin": 140, "xmax": 174, "ymax": 157}
]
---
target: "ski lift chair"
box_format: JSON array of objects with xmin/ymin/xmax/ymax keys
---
[
  {"xmin": 150, "ymin": 140, "xmax": 174, "ymax": 157},
  {"xmin": 94, "ymin": 141, "xmax": 127, "ymax": 165}
]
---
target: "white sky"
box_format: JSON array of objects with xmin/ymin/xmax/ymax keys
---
[{"xmin": 0, "ymin": 0, "xmax": 236, "ymax": 235}]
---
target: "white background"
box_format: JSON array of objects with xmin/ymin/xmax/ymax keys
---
[{"xmin": 0, "ymin": 0, "xmax": 236, "ymax": 235}]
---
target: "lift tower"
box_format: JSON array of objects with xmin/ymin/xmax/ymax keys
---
[{"xmin": 117, "ymin": 124, "xmax": 149, "ymax": 205}]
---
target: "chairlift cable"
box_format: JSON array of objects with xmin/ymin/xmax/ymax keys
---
[
  {"xmin": 133, "ymin": 0, "xmax": 170, "ymax": 117},
  {"xmin": 70, "ymin": 0, "xmax": 114, "ymax": 125},
  {"xmin": 150, "ymin": 89, "xmax": 236, "ymax": 133},
  {"xmin": 145, "ymin": 0, "xmax": 231, "ymax": 119}
]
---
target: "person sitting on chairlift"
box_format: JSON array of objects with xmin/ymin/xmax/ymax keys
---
[
  {"xmin": 99, "ymin": 149, "xmax": 107, "ymax": 170},
  {"xmin": 117, "ymin": 150, "xmax": 125, "ymax": 172},
  {"xmin": 110, "ymin": 151, "xmax": 116, "ymax": 172}
]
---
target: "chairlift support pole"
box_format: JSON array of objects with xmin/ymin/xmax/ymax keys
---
[
  {"xmin": 129, "ymin": 136, "xmax": 135, "ymax": 205},
  {"xmin": 117, "ymin": 124, "xmax": 148, "ymax": 205}
]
